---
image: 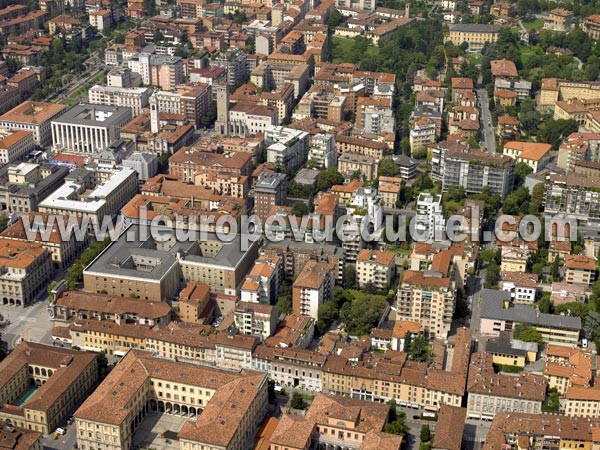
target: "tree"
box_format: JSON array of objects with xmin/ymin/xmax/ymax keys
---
[
  {"xmin": 513, "ymin": 324, "xmax": 544, "ymax": 344},
  {"xmin": 344, "ymin": 265, "xmax": 356, "ymax": 288},
  {"xmin": 537, "ymin": 292, "xmax": 553, "ymax": 314},
  {"xmin": 479, "ymin": 249, "xmax": 498, "ymax": 264},
  {"xmin": 485, "ymin": 261, "xmax": 501, "ymax": 288},
  {"xmin": 96, "ymin": 352, "xmax": 110, "ymax": 380},
  {"xmin": 420, "ymin": 425, "xmax": 432, "ymax": 443},
  {"xmin": 317, "ymin": 301, "xmax": 338, "ymax": 334},
  {"xmin": 291, "ymin": 202, "xmax": 309, "ymax": 217},
  {"xmin": 542, "ymin": 388, "xmax": 560, "ymax": 412},
  {"xmin": 407, "ymin": 335, "xmax": 431, "ymax": 362},
  {"xmin": 530, "ymin": 183, "xmax": 545, "ymax": 214},
  {"xmin": 384, "ymin": 415, "xmax": 409, "ymax": 436},
  {"xmin": 339, "ymin": 291, "xmax": 388, "ymax": 336},
  {"xmin": 327, "ymin": 8, "xmax": 345, "ymax": 27},
  {"xmin": 555, "ymin": 302, "xmax": 589, "ymax": 318},
  {"xmin": 551, "ymin": 256, "xmax": 560, "ymax": 280},
  {"xmin": 412, "ymin": 147, "xmax": 427, "ymax": 159},
  {"xmin": 277, "ymin": 281, "xmax": 292, "ymax": 315},
  {"xmin": 379, "ymin": 158, "xmax": 400, "ymax": 177},
  {"xmin": 0, "ymin": 214, "xmax": 7, "ymax": 233},
  {"xmin": 316, "ymin": 168, "xmax": 344, "ymax": 191},
  {"xmin": 514, "ymin": 162, "xmax": 533, "ymax": 187},
  {"xmin": 290, "ymin": 392, "xmax": 304, "ymax": 409}
]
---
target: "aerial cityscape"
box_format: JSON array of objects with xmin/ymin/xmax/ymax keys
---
[{"xmin": 0, "ymin": 0, "xmax": 599, "ymax": 449}]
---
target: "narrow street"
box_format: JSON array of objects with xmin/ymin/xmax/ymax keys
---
[{"xmin": 477, "ymin": 88, "xmax": 496, "ymax": 154}]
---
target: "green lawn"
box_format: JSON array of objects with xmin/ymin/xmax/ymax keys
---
[
  {"xmin": 331, "ymin": 36, "xmax": 380, "ymax": 64},
  {"xmin": 523, "ymin": 18, "xmax": 544, "ymax": 30},
  {"xmin": 519, "ymin": 45, "xmax": 539, "ymax": 64}
]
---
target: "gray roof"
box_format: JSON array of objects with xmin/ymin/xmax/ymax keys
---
[
  {"xmin": 126, "ymin": 152, "xmax": 157, "ymax": 163},
  {"xmin": 450, "ymin": 23, "xmax": 500, "ymax": 33},
  {"xmin": 392, "ymin": 154, "xmax": 418, "ymax": 167},
  {"xmin": 52, "ymin": 103, "xmax": 132, "ymax": 127},
  {"xmin": 84, "ymin": 224, "xmax": 255, "ymax": 280},
  {"xmin": 485, "ymin": 331, "xmax": 527, "ymax": 358},
  {"xmin": 480, "ymin": 288, "xmax": 581, "ymax": 330}
]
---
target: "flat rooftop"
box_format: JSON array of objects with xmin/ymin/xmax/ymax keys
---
[{"xmin": 51, "ymin": 103, "xmax": 131, "ymax": 126}]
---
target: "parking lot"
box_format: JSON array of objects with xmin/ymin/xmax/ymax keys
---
[{"xmin": 132, "ymin": 412, "xmax": 191, "ymax": 450}]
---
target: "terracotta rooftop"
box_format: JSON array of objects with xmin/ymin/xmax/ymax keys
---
[{"xmin": 565, "ymin": 254, "xmax": 596, "ymax": 271}]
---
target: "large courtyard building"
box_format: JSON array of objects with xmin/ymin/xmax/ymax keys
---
[
  {"xmin": 74, "ymin": 350, "xmax": 268, "ymax": 450},
  {"xmin": 0, "ymin": 101, "xmax": 66, "ymax": 147},
  {"xmin": 0, "ymin": 342, "xmax": 97, "ymax": 434}
]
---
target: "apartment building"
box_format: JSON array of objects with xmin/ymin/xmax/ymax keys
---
[
  {"xmin": 74, "ymin": 350, "xmax": 268, "ymax": 450},
  {"xmin": 308, "ymin": 132, "xmax": 337, "ymax": 168},
  {"xmin": 38, "ymin": 167, "xmax": 137, "ymax": 226},
  {"xmin": 51, "ymin": 103, "xmax": 132, "ymax": 153},
  {"xmin": 240, "ymin": 255, "xmax": 282, "ymax": 304},
  {"xmin": 442, "ymin": 148, "xmax": 515, "ymax": 199},
  {"xmin": 265, "ymin": 125, "xmax": 310, "ymax": 171},
  {"xmin": 336, "ymin": 135, "xmax": 388, "ymax": 159},
  {"xmin": 444, "ymin": 23, "xmax": 500, "ymax": 52},
  {"xmin": 565, "ymin": 255, "xmax": 596, "ymax": 286},
  {"xmin": 127, "ymin": 54, "xmax": 185, "ymax": 91},
  {"xmin": 322, "ymin": 327, "xmax": 472, "ymax": 409},
  {"xmin": 479, "ymin": 289, "xmax": 581, "ymax": 347},
  {"xmin": 292, "ymin": 261, "xmax": 335, "ymax": 319},
  {"xmin": 566, "ymin": 387, "xmax": 600, "ymax": 418},
  {"xmin": 466, "ymin": 353, "xmax": 546, "ymax": 420},
  {"xmin": 544, "ymin": 174, "xmax": 600, "ymax": 224},
  {"xmin": 254, "ymin": 171, "xmax": 287, "ymax": 223},
  {"xmin": 169, "ymin": 146, "xmax": 252, "ymax": 182},
  {"xmin": 234, "ymin": 302, "xmax": 277, "ymax": 340},
  {"xmin": 378, "ymin": 176, "xmax": 402, "ymax": 209},
  {"xmin": 356, "ymin": 249, "xmax": 395, "ymax": 290},
  {"xmin": 50, "ymin": 290, "xmax": 171, "ymax": 326},
  {"xmin": 544, "ymin": 345, "xmax": 592, "ymax": 396},
  {"xmin": 397, "ymin": 271, "xmax": 455, "ymax": 338},
  {"xmin": 0, "ymin": 342, "xmax": 97, "ymax": 434},
  {"xmin": 261, "ymin": 239, "xmax": 345, "ymax": 283},
  {"xmin": 88, "ymin": 85, "xmax": 150, "ymax": 116},
  {"xmin": 270, "ymin": 394, "xmax": 402, "ymax": 450},
  {"xmin": 0, "ymin": 101, "xmax": 66, "ymax": 147}
]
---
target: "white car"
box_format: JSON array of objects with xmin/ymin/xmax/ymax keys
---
[{"xmin": 56, "ymin": 428, "xmax": 66, "ymax": 435}]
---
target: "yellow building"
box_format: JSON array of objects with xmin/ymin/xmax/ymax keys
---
[
  {"xmin": 0, "ymin": 342, "xmax": 97, "ymax": 434},
  {"xmin": 75, "ymin": 350, "xmax": 268, "ymax": 450},
  {"xmin": 444, "ymin": 23, "xmax": 500, "ymax": 52}
]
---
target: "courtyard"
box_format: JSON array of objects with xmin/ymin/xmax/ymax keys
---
[{"xmin": 132, "ymin": 412, "xmax": 192, "ymax": 450}]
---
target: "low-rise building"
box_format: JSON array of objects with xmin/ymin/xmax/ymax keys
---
[
  {"xmin": 544, "ymin": 345, "xmax": 592, "ymax": 396},
  {"xmin": 74, "ymin": 350, "xmax": 268, "ymax": 450},
  {"xmin": 0, "ymin": 101, "xmax": 66, "ymax": 147},
  {"xmin": 466, "ymin": 352, "xmax": 546, "ymax": 420},
  {"xmin": 479, "ymin": 289, "xmax": 581, "ymax": 347},
  {"xmin": 0, "ymin": 129, "xmax": 33, "ymax": 164},
  {"xmin": 50, "ymin": 290, "xmax": 171, "ymax": 325},
  {"xmin": 500, "ymin": 272, "xmax": 538, "ymax": 304},
  {"xmin": 444, "ymin": 23, "xmax": 499, "ymax": 52},
  {"xmin": 503, "ymin": 141, "xmax": 552, "ymax": 173},
  {"xmin": 544, "ymin": 8, "xmax": 574, "ymax": 31},
  {"xmin": 269, "ymin": 394, "xmax": 403, "ymax": 450},
  {"xmin": 0, "ymin": 342, "xmax": 97, "ymax": 434}
]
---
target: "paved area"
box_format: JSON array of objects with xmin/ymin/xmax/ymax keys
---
[
  {"xmin": 41, "ymin": 423, "xmax": 77, "ymax": 450},
  {"xmin": 0, "ymin": 298, "xmax": 53, "ymax": 349},
  {"xmin": 132, "ymin": 412, "xmax": 191, "ymax": 450}
]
